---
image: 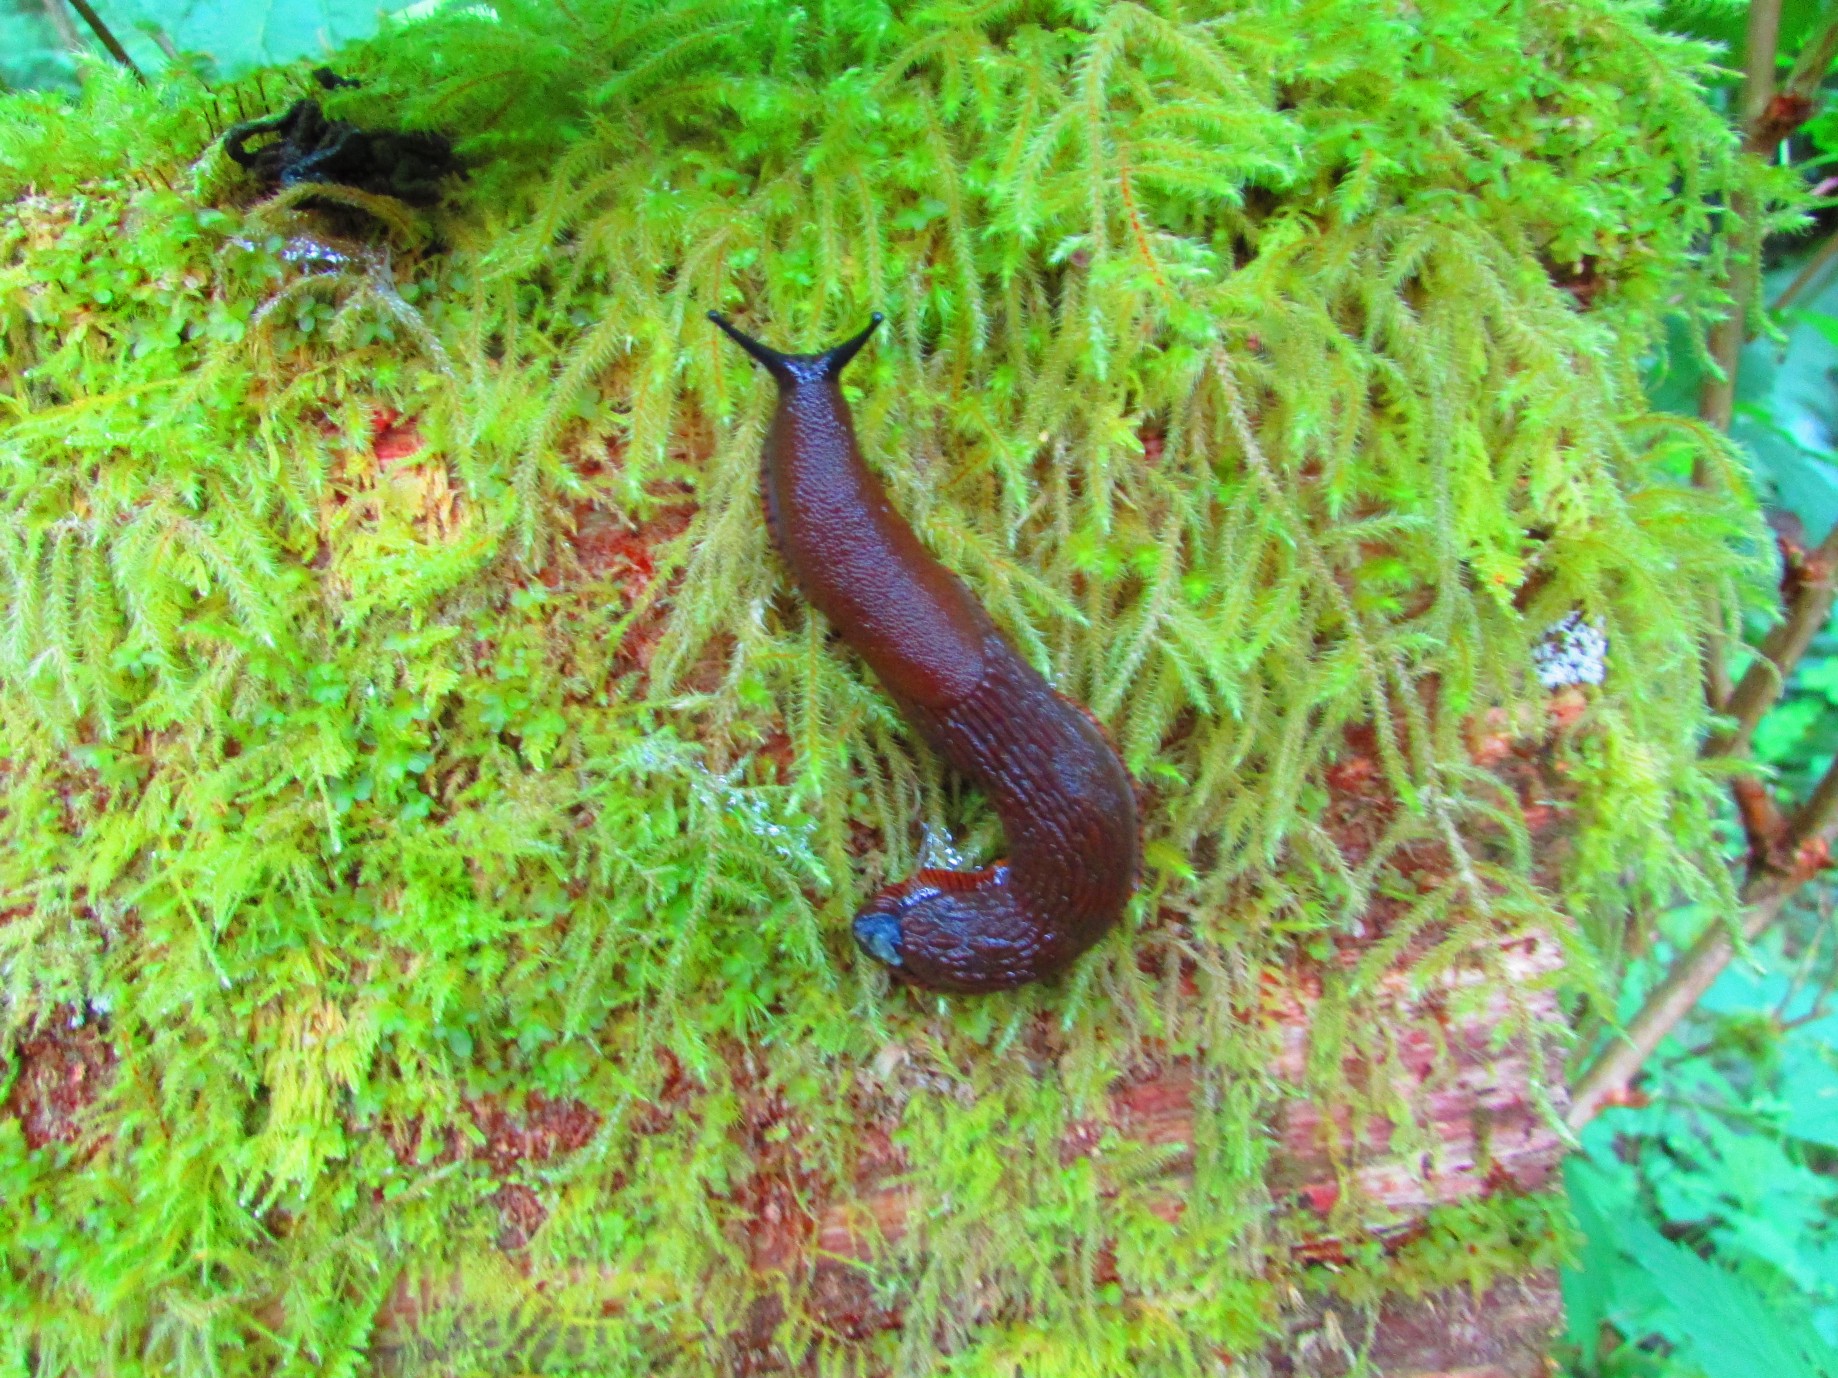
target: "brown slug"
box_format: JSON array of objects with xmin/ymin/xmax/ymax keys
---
[{"xmin": 709, "ymin": 310, "xmax": 1139, "ymax": 993}]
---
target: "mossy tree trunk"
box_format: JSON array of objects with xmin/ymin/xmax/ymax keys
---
[{"xmin": 0, "ymin": 3, "xmax": 1786, "ymax": 1374}]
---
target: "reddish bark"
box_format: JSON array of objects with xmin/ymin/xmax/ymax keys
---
[
  {"xmin": 365, "ymin": 901, "xmax": 1567, "ymax": 1375},
  {"xmin": 0, "ymin": 1013, "xmax": 114, "ymax": 1151},
  {"xmin": 1270, "ymin": 1271, "xmax": 1563, "ymax": 1378}
]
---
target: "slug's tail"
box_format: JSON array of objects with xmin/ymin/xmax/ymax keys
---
[{"xmin": 708, "ymin": 311, "xmax": 882, "ymax": 383}]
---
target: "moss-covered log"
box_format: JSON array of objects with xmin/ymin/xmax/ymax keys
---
[{"xmin": 0, "ymin": 2, "xmax": 1791, "ymax": 1373}]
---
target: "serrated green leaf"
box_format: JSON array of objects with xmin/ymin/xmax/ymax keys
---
[{"xmin": 1607, "ymin": 1167, "xmax": 1828, "ymax": 1378}]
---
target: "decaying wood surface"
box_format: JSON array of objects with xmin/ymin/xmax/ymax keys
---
[
  {"xmin": 353, "ymin": 915, "xmax": 1567, "ymax": 1374},
  {"xmin": 1271, "ymin": 1272, "xmax": 1565, "ymax": 1378},
  {"xmin": 733, "ymin": 926, "xmax": 1568, "ymax": 1373}
]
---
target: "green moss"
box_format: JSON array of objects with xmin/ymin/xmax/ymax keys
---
[
  {"xmin": 0, "ymin": 1, "xmax": 1796, "ymax": 1372},
  {"xmin": 1325, "ymin": 1190, "xmax": 1577, "ymax": 1308}
]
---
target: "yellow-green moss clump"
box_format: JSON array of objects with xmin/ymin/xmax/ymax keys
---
[{"xmin": 0, "ymin": 1, "xmax": 1791, "ymax": 1373}]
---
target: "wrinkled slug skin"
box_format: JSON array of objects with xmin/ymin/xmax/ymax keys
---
[{"xmin": 710, "ymin": 312, "xmax": 1140, "ymax": 993}]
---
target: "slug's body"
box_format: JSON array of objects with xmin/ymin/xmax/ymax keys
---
[{"xmin": 709, "ymin": 311, "xmax": 1139, "ymax": 993}]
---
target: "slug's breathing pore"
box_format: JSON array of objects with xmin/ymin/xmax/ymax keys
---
[{"xmin": 708, "ymin": 310, "xmax": 1140, "ymax": 993}]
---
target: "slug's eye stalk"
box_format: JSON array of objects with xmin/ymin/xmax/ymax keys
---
[
  {"xmin": 707, "ymin": 311, "xmax": 883, "ymax": 384},
  {"xmin": 822, "ymin": 312, "xmax": 884, "ymax": 377}
]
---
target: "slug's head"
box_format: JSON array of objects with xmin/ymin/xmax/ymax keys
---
[
  {"xmin": 707, "ymin": 311, "xmax": 882, "ymax": 387},
  {"xmin": 852, "ymin": 866, "xmax": 1047, "ymax": 994},
  {"xmin": 852, "ymin": 908, "xmax": 905, "ymax": 969}
]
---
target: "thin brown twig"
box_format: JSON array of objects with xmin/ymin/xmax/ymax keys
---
[
  {"xmin": 1732, "ymin": 774, "xmax": 1789, "ymax": 867},
  {"xmin": 1568, "ymin": 902, "xmax": 1773, "ymax": 1127},
  {"xmin": 1788, "ymin": 754, "xmax": 1838, "ymax": 854},
  {"xmin": 1771, "ymin": 227, "xmax": 1838, "ymax": 314},
  {"xmin": 1574, "ymin": 510, "xmax": 1838, "ymax": 1127},
  {"xmin": 1779, "ymin": 998, "xmax": 1838, "ymax": 1034},
  {"xmin": 39, "ymin": 0, "xmax": 80, "ymax": 51},
  {"xmin": 1568, "ymin": 751, "xmax": 1838, "ymax": 1128},
  {"xmin": 1580, "ymin": 473, "xmax": 1838, "ymax": 1127},
  {"xmin": 1773, "ymin": 905, "xmax": 1837, "ymax": 1023},
  {"xmin": 1697, "ymin": 1, "xmax": 1787, "ymax": 708},
  {"xmin": 1755, "ymin": 12, "xmax": 1838, "ymax": 317},
  {"xmin": 1742, "ymin": 15, "xmax": 1838, "ymax": 323},
  {"xmin": 1750, "ymin": 7, "xmax": 1838, "ymax": 154},
  {"xmin": 1697, "ymin": 0, "xmax": 1785, "ymax": 433},
  {"xmin": 64, "ymin": 0, "xmax": 146, "ymax": 83},
  {"xmin": 1665, "ymin": 974, "xmax": 1834, "ymax": 1067},
  {"xmin": 1707, "ymin": 520, "xmax": 1838, "ymax": 757}
]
